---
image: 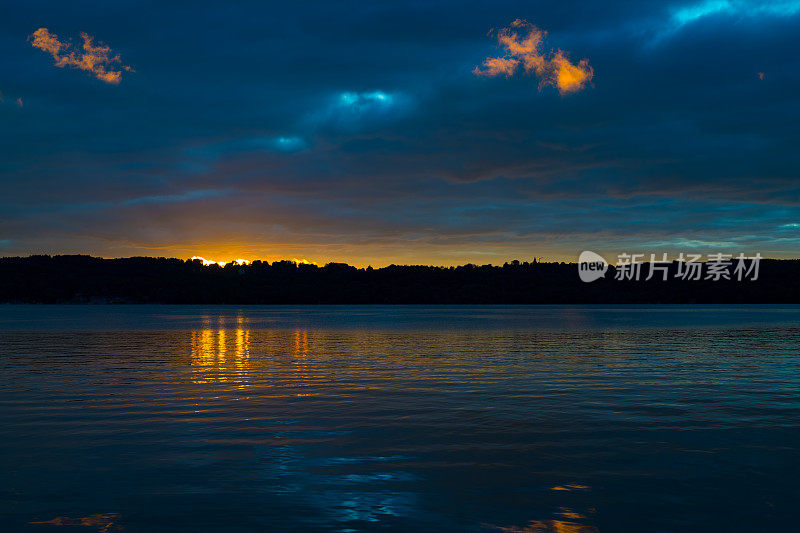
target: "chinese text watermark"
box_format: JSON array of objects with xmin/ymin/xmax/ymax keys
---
[{"xmin": 578, "ymin": 252, "xmax": 761, "ymax": 283}]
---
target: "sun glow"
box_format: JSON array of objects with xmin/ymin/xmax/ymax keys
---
[{"xmin": 191, "ymin": 256, "xmax": 251, "ymax": 267}]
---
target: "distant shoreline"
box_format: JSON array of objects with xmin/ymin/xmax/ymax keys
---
[{"xmin": 2, "ymin": 255, "xmax": 799, "ymax": 304}]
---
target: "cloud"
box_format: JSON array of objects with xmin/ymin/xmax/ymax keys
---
[
  {"xmin": 305, "ymin": 90, "xmax": 412, "ymax": 130},
  {"xmin": 122, "ymin": 189, "xmax": 227, "ymax": 206},
  {"xmin": 651, "ymin": 0, "xmax": 800, "ymax": 42},
  {"xmin": 475, "ymin": 57, "xmax": 519, "ymax": 78},
  {"xmin": 332, "ymin": 91, "xmax": 401, "ymax": 120},
  {"xmin": 672, "ymin": 0, "xmax": 800, "ymax": 28},
  {"xmin": 29, "ymin": 28, "xmax": 133, "ymax": 84},
  {"xmin": 474, "ymin": 19, "xmax": 593, "ymax": 95},
  {"xmin": 271, "ymin": 136, "xmax": 307, "ymax": 152},
  {"xmin": 188, "ymin": 136, "xmax": 309, "ymax": 164}
]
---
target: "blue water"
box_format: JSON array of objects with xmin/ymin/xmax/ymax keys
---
[{"xmin": 1, "ymin": 305, "xmax": 799, "ymax": 532}]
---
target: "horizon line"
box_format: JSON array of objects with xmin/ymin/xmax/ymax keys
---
[{"xmin": 1, "ymin": 253, "xmax": 795, "ymax": 269}]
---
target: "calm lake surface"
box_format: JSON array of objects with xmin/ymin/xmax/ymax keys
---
[{"xmin": 1, "ymin": 305, "xmax": 799, "ymax": 532}]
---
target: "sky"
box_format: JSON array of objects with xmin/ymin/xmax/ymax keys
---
[{"xmin": 1, "ymin": 0, "xmax": 800, "ymax": 266}]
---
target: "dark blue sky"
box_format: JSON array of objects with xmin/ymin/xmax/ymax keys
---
[{"xmin": 2, "ymin": 0, "xmax": 799, "ymax": 265}]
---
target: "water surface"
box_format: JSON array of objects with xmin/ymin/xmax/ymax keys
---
[{"xmin": 1, "ymin": 305, "xmax": 798, "ymax": 532}]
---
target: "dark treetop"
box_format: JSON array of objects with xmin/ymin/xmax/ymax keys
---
[{"xmin": 1, "ymin": 255, "xmax": 798, "ymax": 304}]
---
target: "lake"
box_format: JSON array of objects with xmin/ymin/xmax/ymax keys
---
[{"xmin": 1, "ymin": 305, "xmax": 799, "ymax": 532}]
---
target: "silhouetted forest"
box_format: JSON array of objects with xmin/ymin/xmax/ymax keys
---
[{"xmin": 1, "ymin": 255, "xmax": 799, "ymax": 304}]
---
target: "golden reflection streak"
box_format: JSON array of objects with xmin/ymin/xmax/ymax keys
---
[
  {"xmin": 554, "ymin": 509, "xmax": 586, "ymax": 520},
  {"xmin": 292, "ymin": 329, "xmax": 314, "ymax": 396},
  {"xmin": 492, "ymin": 520, "xmax": 597, "ymax": 533},
  {"xmin": 551, "ymin": 483, "xmax": 590, "ymax": 491},
  {"xmin": 490, "ymin": 484, "xmax": 596, "ymax": 533},
  {"xmin": 189, "ymin": 315, "xmax": 250, "ymax": 385},
  {"xmin": 29, "ymin": 513, "xmax": 122, "ymax": 532},
  {"xmin": 189, "ymin": 323, "xmax": 314, "ymax": 394}
]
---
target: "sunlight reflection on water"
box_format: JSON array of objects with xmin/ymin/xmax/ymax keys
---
[{"xmin": 1, "ymin": 306, "xmax": 799, "ymax": 532}]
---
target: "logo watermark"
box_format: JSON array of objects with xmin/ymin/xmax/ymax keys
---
[
  {"xmin": 578, "ymin": 252, "xmax": 761, "ymax": 283},
  {"xmin": 578, "ymin": 250, "xmax": 609, "ymax": 282}
]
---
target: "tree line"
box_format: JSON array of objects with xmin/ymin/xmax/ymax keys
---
[{"xmin": 0, "ymin": 255, "xmax": 798, "ymax": 303}]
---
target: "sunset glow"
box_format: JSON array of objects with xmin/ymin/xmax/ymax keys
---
[
  {"xmin": 190, "ymin": 256, "xmax": 251, "ymax": 267},
  {"xmin": 3, "ymin": 3, "xmax": 800, "ymax": 531},
  {"xmin": 2, "ymin": 1, "xmax": 799, "ymax": 265}
]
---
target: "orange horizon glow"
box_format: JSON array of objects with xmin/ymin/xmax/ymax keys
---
[
  {"xmin": 191, "ymin": 256, "xmax": 251, "ymax": 267},
  {"xmin": 190, "ymin": 256, "xmax": 325, "ymax": 267},
  {"xmin": 182, "ymin": 253, "xmax": 552, "ymax": 269},
  {"xmin": 7, "ymin": 245, "xmax": 790, "ymax": 270}
]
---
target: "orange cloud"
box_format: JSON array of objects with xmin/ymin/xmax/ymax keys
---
[
  {"xmin": 476, "ymin": 56, "xmax": 520, "ymax": 78},
  {"xmin": 474, "ymin": 19, "xmax": 593, "ymax": 95},
  {"xmin": 550, "ymin": 51, "xmax": 594, "ymax": 94},
  {"xmin": 29, "ymin": 28, "xmax": 133, "ymax": 84}
]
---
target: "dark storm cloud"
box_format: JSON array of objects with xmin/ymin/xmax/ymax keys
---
[{"xmin": 1, "ymin": 0, "xmax": 799, "ymax": 262}]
